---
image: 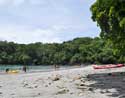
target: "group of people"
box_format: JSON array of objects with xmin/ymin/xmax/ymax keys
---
[{"xmin": 5, "ymin": 66, "xmax": 27, "ymax": 73}]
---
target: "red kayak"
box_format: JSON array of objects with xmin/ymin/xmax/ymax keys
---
[{"xmin": 93, "ymin": 64, "xmax": 124, "ymax": 69}]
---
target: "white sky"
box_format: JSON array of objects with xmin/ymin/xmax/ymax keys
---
[{"xmin": 0, "ymin": 0, "xmax": 100, "ymax": 44}]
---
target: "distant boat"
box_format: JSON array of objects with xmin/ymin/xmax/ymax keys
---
[
  {"xmin": 7, "ymin": 70, "xmax": 19, "ymax": 74},
  {"xmin": 93, "ymin": 64, "xmax": 124, "ymax": 69}
]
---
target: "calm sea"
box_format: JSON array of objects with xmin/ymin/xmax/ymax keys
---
[{"xmin": 0, "ymin": 65, "xmax": 82, "ymax": 73}]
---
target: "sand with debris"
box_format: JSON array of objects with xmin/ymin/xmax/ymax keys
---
[{"xmin": 0, "ymin": 66, "xmax": 125, "ymax": 98}]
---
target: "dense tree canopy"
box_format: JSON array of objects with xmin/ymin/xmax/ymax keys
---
[
  {"xmin": 90, "ymin": 0, "xmax": 125, "ymax": 59},
  {"xmin": 0, "ymin": 37, "xmax": 121, "ymax": 65}
]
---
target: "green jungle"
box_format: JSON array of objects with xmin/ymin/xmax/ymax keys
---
[{"xmin": 0, "ymin": 0, "xmax": 125, "ymax": 65}]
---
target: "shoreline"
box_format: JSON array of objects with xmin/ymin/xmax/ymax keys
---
[{"xmin": 0, "ymin": 65, "xmax": 86, "ymax": 75}]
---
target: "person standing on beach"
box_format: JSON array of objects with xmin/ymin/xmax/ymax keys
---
[
  {"xmin": 5, "ymin": 68, "xmax": 9, "ymax": 73},
  {"xmin": 23, "ymin": 66, "xmax": 27, "ymax": 72},
  {"xmin": 54, "ymin": 65, "xmax": 60, "ymax": 71}
]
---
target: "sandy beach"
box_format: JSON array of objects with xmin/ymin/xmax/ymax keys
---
[{"xmin": 0, "ymin": 66, "xmax": 125, "ymax": 98}]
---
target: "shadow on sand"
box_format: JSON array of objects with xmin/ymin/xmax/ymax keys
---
[{"xmin": 87, "ymin": 72, "xmax": 125, "ymax": 98}]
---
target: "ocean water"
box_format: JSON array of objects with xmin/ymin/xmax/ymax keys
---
[{"xmin": 0, "ymin": 65, "xmax": 82, "ymax": 73}]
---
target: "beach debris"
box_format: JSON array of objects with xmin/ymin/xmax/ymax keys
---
[
  {"xmin": 70, "ymin": 92, "xmax": 74, "ymax": 95},
  {"xmin": 23, "ymin": 83, "xmax": 28, "ymax": 87},
  {"xmin": 77, "ymin": 83, "xmax": 87, "ymax": 89},
  {"xmin": 80, "ymin": 83, "xmax": 85, "ymax": 86},
  {"xmin": 80, "ymin": 78, "xmax": 86, "ymax": 83},
  {"xmin": 86, "ymin": 74, "xmax": 90, "ymax": 78},
  {"xmin": 77, "ymin": 86, "xmax": 86, "ymax": 89},
  {"xmin": 35, "ymin": 78, "xmax": 44, "ymax": 83},
  {"xmin": 56, "ymin": 86, "xmax": 64, "ymax": 89},
  {"xmin": 74, "ymin": 80, "xmax": 82, "ymax": 86},
  {"xmin": 74, "ymin": 80, "xmax": 87, "ymax": 90},
  {"xmin": 78, "ymin": 92, "xmax": 84, "ymax": 96},
  {"xmin": 85, "ymin": 74, "xmax": 91, "ymax": 81},
  {"xmin": 100, "ymin": 89, "xmax": 112, "ymax": 94},
  {"xmin": 29, "ymin": 84, "xmax": 39, "ymax": 88},
  {"xmin": 22, "ymin": 81, "xmax": 29, "ymax": 87},
  {"xmin": 56, "ymin": 81, "xmax": 65, "ymax": 89},
  {"xmin": 44, "ymin": 81, "xmax": 52, "ymax": 87},
  {"xmin": 105, "ymin": 89, "xmax": 110, "ymax": 93},
  {"xmin": 51, "ymin": 74, "xmax": 61, "ymax": 81},
  {"xmin": 45, "ymin": 85, "xmax": 48, "ymax": 87},
  {"xmin": 38, "ymin": 93, "xmax": 41, "ymax": 95},
  {"xmin": 107, "ymin": 89, "xmax": 117, "ymax": 93},
  {"xmin": 56, "ymin": 88, "xmax": 69, "ymax": 94},
  {"xmin": 74, "ymin": 80, "xmax": 85, "ymax": 85},
  {"xmin": 34, "ymin": 85, "xmax": 38, "ymax": 88},
  {"xmin": 88, "ymin": 87, "xmax": 94, "ymax": 91},
  {"xmin": 48, "ymin": 82, "xmax": 51, "ymax": 85},
  {"xmin": 73, "ymin": 75, "xmax": 82, "ymax": 81},
  {"xmin": 27, "ymin": 86, "xmax": 33, "ymax": 89},
  {"xmin": 23, "ymin": 82, "xmax": 38, "ymax": 89}
]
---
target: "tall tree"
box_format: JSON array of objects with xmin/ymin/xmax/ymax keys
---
[{"xmin": 90, "ymin": 0, "xmax": 125, "ymax": 58}]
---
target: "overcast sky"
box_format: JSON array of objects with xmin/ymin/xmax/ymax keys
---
[{"xmin": 0, "ymin": 0, "xmax": 100, "ymax": 44}]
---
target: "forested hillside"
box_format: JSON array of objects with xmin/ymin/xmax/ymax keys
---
[{"xmin": 0, "ymin": 37, "xmax": 122, "ymax": 65}]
